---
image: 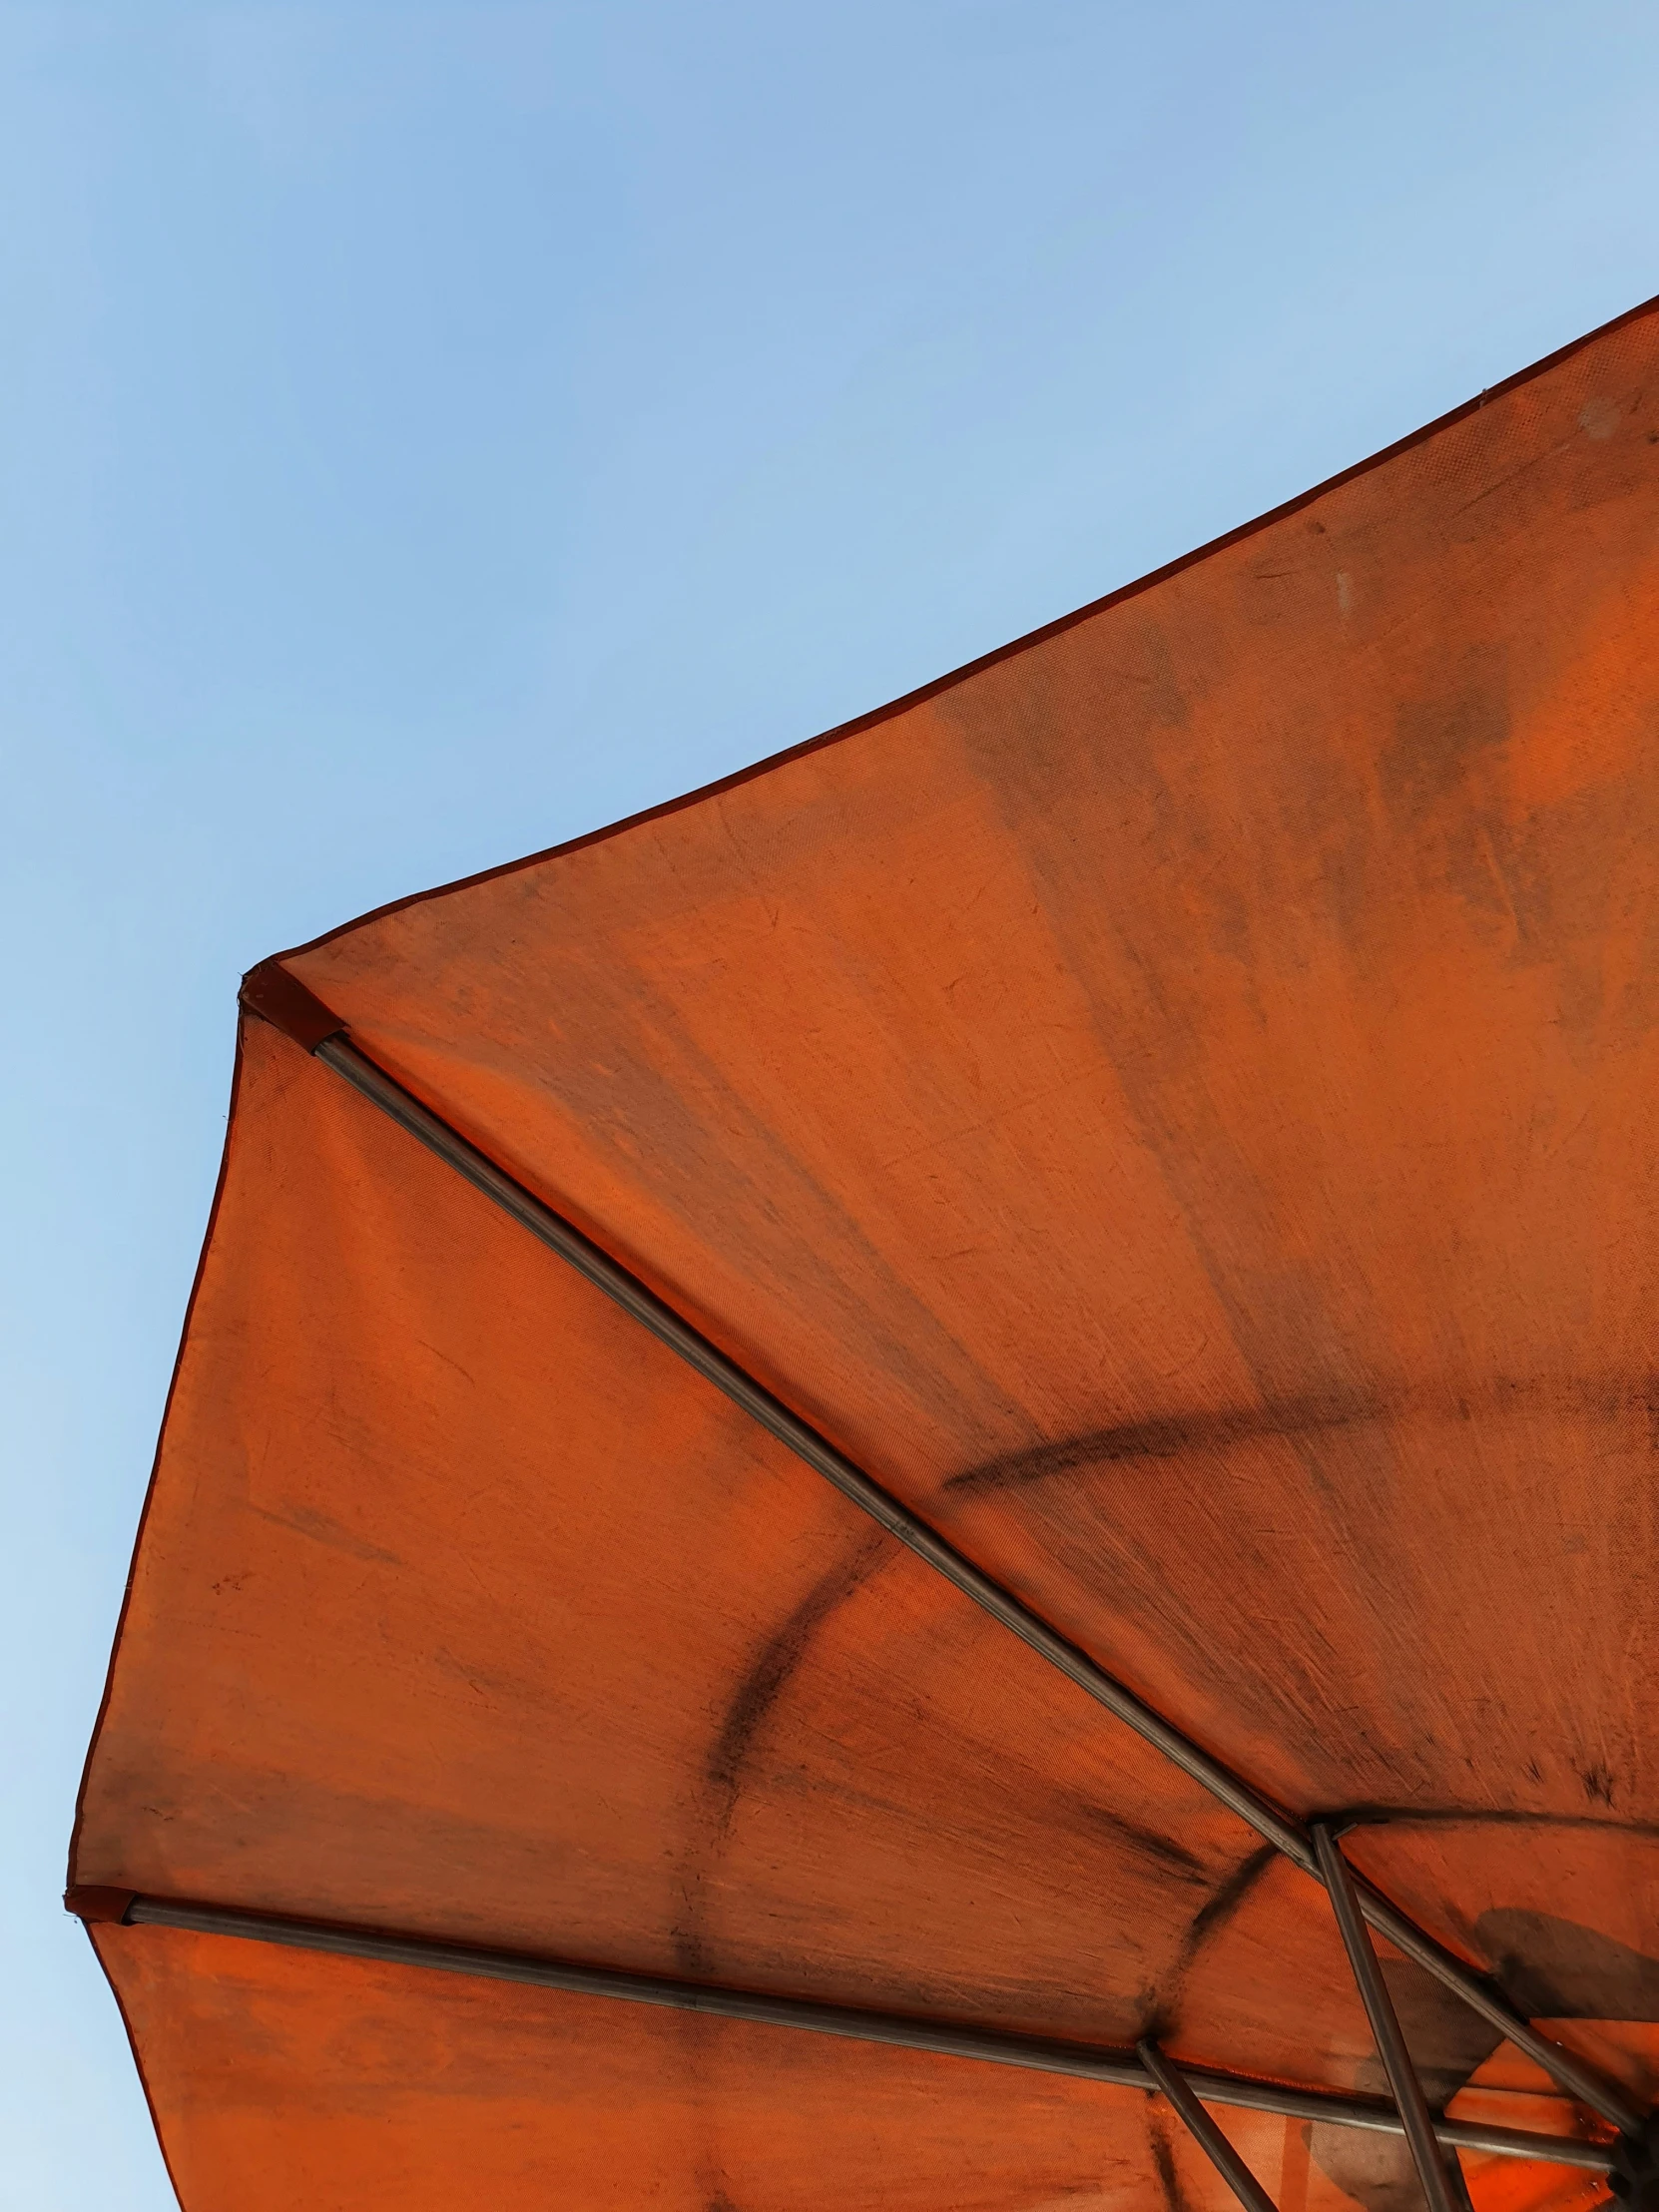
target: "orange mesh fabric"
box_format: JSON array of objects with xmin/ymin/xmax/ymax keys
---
[{"xmin": 75, "ymin": 298, "xmax": 1659, "ymax": 2208}]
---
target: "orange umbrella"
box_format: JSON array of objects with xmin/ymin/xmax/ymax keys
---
[{"xmin": 69, "ymin": 294, "xmax": 1659, "ymax": 2212}]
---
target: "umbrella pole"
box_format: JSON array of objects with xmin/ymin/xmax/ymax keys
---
[
  {"xmin": 1313, "ymin": 1826, "xmax": 1460, "ymax": 2212},
  {"xmin": 1138, "ymin": 2039, "xmax": 1280, "ymax": 2212}
]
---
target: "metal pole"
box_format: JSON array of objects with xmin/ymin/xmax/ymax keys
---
[
  {"xmin": 1139, "ymin": 2038, "xmax": 1279, "ymax": 2212},
  {"xmin": 312, "ymin": 1030, "xmax": 1308, "ymax": 1867},
  {"xmin": 1314, "ymin": 1826, "xmax": 1461, "ymax": 2212},
  {"xmin": 89, "ymin": 1889, "xmax": 1612, "ymax": 2170},
  {"xmin": 237, "ymin": 979, "xmax": 1643, "ymax": 2140}
]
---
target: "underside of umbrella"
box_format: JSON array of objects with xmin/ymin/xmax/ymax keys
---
[{"xmin": 69, "ymin": 294, "xmax": 1659, "ymax": 2212}]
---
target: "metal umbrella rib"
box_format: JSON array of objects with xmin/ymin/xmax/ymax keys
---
[
  {"xmin": 267, "ymin": 1006, "xmax": 1642, "ymax": 2140},
  {"xmin": 96, "ymin": 1890, "xmax": 1614, "ymax": 2174}
]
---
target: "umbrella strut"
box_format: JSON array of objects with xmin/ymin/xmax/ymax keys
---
[
  {"xmin": 1138, "ymin": 2037, "xmax": 1281, "ymax": 2212},
  {"xmin": 1313, "ymin": 1826, "xmax": 1459, "ymax": 2212}
]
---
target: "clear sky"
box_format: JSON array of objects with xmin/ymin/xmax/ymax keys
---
[{"xmin": 3, "ymin": 4, "xmax": 1657, "ymax": 2202}]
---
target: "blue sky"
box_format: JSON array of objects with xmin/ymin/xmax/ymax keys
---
[{"xmin": 3, "ymin": 4, "xmax": 1657, "ymax": 2201}]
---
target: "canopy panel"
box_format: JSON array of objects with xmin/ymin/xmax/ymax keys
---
[
  {"xmin": 279, "ymin": 299, "xmax": 1659, "ymax": 1845},
  {"xmin": 74, "ymin": 1018, "xmax": 1276, "ymax": 2043},
  {"xmin": 73, "ymin": 296, "xmax": 1659, "ymax": 2207},
  {"xmin": 93, "ymin": 1924, "xmax": 1281, "ymax": 2212}
]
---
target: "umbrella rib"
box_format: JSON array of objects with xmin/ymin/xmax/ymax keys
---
[
  {"xmin": 303, "ymin": 1032, "xmax": 1307, "ymax": 1859},
  {"xmin": 1314, "ymin": 1827, "xmax": 1460, "ymax": 2212},
  {"xmin": 82, "ymin": 1889, "xmax": 1612, "ymax": 2174},
  {"xmin": 1139, "ymin": 2037, "xmax": 1282, "ymax": 2212},
  {"xmin": 239, "ymin": 975, "xmax": 1642, "ymax": 2140}
]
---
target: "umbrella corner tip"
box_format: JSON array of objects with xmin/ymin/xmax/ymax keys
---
[
  {"xmin": 64, "ymin": 1886, "xmax": 136, "ymax": 1925},
  {"xmin": 238, "ymin": 961, "xmax": 347, "ymax": 1053}
]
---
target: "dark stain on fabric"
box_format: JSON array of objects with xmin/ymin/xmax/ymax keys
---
[
  {"xmin": 514, "ymin": 956, "xmax": 1032, "ymax": 1459},
  {"xmin": 674, "ymin": 1531, "xmax": 893, "ymax": 1975},
  {"xmin": 1475, "ymin": 1910, "xmax": 1659, "ymax": 2020},
  {"xmin": 1373, "ymin": 1954, "xmax": 1503, "ymax": 2101},
  {"xmin": 945, "ymin": 1391, "xmax": 1380, "ymax": 1493},
  {"xmin": 1337, "ymin": 1804, "xmax": 1659, "ymax": 1838},
  {"xmin": 1307, "ymin": 1907, "xmax": 1659, "ymax": 2212},
  {"xmin": 1307, "ymin": 1954, "xmax": 1500, "ymax": 2212},
  {"xmin": 947, "ymin": 1372, "xmax": 1659, "ymax": 1494},
  {"xmin": 1309, "ymin": 2124, "xmax": 1433, "ymax": 2212},
  {"xmin": 251, "ymin": 1501, "xmax": 402, "ymax": 1566},
  {"xmin": 1380, "ymin": 654, "xmax": 1509, "ymax": 830},
  {"xmin": 1181, "ymin": 1847, "xmax": 1279, "ymax": 1958},
  {"xmin": 1042, "ymin": 1780, "xmax": 1211, "ymax": 1881},
  {"xmin": 1150, "ymin": 2109, "xmax": 1195, "ymax": 2212},
  {"xmin": 1141, "ymin": 1847, "xmax": 1278, "ymax": 2042},
  {"xmin": 704, "ymin": 1528, "xmax": 893, "ymax": 1839}
]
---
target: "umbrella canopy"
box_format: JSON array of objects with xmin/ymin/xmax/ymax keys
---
[{"xmin": 69, "ymin": 295, "xmax": 1659, "ymax": 2212}]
